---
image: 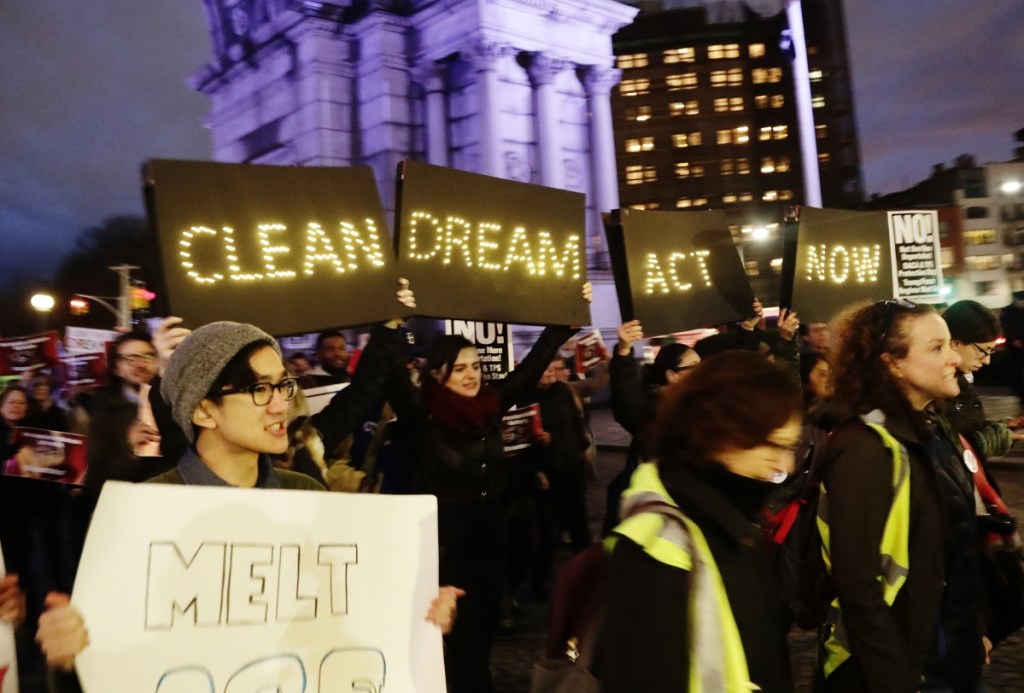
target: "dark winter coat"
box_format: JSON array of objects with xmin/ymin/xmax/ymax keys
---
[
  {"xmin": 388, "ymin": 325, "xmax": 575, "ymax": 566},
  {"xmin": 595, "ymin": 460, "xmax": 794, "ymax": 692},
  {"xmin": 948, "ymin": 370, "xmax": 1013, "ymax": 462},
  {"xmin": 822, "ymin": 409, "xmax": 985, "ymax": 693}
]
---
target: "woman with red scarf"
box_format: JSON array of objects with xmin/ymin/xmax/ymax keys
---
[{"xmin": 387, "ymin": 290, "xmax": 588, "ymax": 693}]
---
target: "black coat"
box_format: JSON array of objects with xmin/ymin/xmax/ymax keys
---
[
  {"xmin": 595, "ymin": 461, "xmax": 794, "ymax": 693},
  {"xmin": 822, "ymin": 410, "xmax": 985, "ymax": 693},
  {"xmin": 388, "ymin": 325, "xmax": 575, "ymax": 567}
]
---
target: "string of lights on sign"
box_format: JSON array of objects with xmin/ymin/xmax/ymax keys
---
[
  {"xmin": 177, "ymin": 221, "xmax": 387, "ymax": 285},
  {"xmin": 404, "ymin": 211, "xmax": 582, "ymax": 278},
  {"xmin": 805, "ymin": 244, "xmax": 881, "ymax": 284},
  {"xmin": 642, "ymin": 250, "xmax": 712, "ymax": 294}
]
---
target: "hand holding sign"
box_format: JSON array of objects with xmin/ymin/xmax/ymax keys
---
[
  {"xmin": 616, "ymin": 320, "xmax": 644, "ymax": 356},
  {"xmin": 37, "ymin": 592, "xmax": 87, "ymax": 672},
  {"xmin": 0, "ymin": 575, "xmax": 25, "ymax": 629},
  {"xmin": 153, "ymin": 317, "xmax": 191, "ymax": 376}
]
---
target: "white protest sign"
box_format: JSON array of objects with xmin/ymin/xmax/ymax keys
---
[
  {"xmin": 64, "ymin": 327, "xmax": 119, "ymax": 355},
  {"xmin": 887, "ymin": 210, "xmax": 943, "ymax": 301},
  {"xmin": 73, "ymin": 482, "xmax": 443, "ymax": 692},
  {"xmin": 0, "ymin": 547, "xmax": 17, "ymax": 693}
]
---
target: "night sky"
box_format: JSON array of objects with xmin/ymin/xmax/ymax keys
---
[{"xmin": 1, "ymin": 0, "xmax": 1021, "ymax": 288}]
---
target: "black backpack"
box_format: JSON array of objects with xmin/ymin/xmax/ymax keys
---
[{"xmin": 765, "ymin": 423, "xmax": 835, "ymax": 630}]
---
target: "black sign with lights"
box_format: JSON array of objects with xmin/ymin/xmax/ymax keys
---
[
  {"xmin": 787, "ymin": 207, "xmax": 894, "ymax": 323},
  {"xmin": 605, "ymin": 208, "xmax": 753, "ymax": 336},
  {"xmin": 394, "ymin": 160, "xmax": 590, "ymax": 326},
  {"xmin": 144, "ymin": 160, "xmax": 402, "ymax": 336}
]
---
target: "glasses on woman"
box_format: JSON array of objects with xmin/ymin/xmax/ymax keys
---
[
  {"xmin": 116, "ymin": 352, "xmax": 157, "ymax": 363},
  {"xmin": 220, "ymin": 378, "xmax": 300, "ymax": 406}
]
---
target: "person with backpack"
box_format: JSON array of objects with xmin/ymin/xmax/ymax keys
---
[
  {"xmin": 818, "ymin": 300, "xmax": 987, "ymax": 692},
  {"xmin": 594, "ymin": 351, "xmax": 802, "ymax": 692},
  {"xmin": 942, "ymin": 299, "xmax": 1024, "ymax": 646}
]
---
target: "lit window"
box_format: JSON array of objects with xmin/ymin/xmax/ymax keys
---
[
  {"xmin": 617, "ymin": 53, "xmax": 649, "ymax": 69},
  {"xmin": 625, "ymin": 137, "xmax": 655, "ymax": 153},
  {"xmin": 708, "ymin": 43, "xmax": 740, "ymax": 59},
  {"xmin": 739, "ymin": 192, "xmax": 753, "ymax": 202},
  {"xmin": 674, "ymin": 162, "xmax": 705, "ymax": 179},
  {"xmin": 723, "ymin": 193, "xmax": 738, "ymax": 204},
  {"xmin": 672, "ymin": 131, "xmax": 702, "ymax": 147},
  {"xmin": 663, "ymin": 47, "xmax": 696, "ymax": 64},
  {"xmin": 809, "ymin": 68, "xmax": 823, "ymax": 82},
  {"xmin": 736, "ymin": 158, "xmax": 750, "ymax": 175},
  {"xmin": 669, "ymin": 100, "xmax": 700, "ymax": 116},
  {"xmin": 752, "ymin": 67, "xmax": 783, "ymax": 84},
  {"xmin": 629, "ymin": 201, "xmax": 661, "ymax": 210},
  {"xmin": 666, "ymin": 73, "xmax": 699, "ymax": 90},
  {"xmin": 812, "ymin": 95, "xmax": 825, "ymax": 108},
  {"xmin": 745, "ymin": 260, "xmax": 760, "ymax": 276},
  {"xmin": 619, "ymin": 78, "xmax": 650, "ymax": 96},
  {"xmin": 816, "ymin": 124, "xmax": 828, "ymax": 139},
  {"xmin": 749, "ymin": 43, "xmax": 766, "ymax": 58},
  {"xmin": 676, "ymin": 196, "xmax": 708, "ymax": 209},
  {"xmin": 966, "ymin": 255, "xmax": 1000, "ymax": 272},
  {"xmin": 625, "ymin": 165, "xmax": 658, "ymax": 185},
  {"xmin": 626, "ymin": 105, "xmax": 653, "ymax": 122},
  {"xmin": 763, "ymin": 189, "xmax": 794, "ymax": 201},
  {"xmin": 716, "ymin": 126, "xmax": 749, "ymax": 145},
  {"xmin": 721, "ymin": 159, "xmax": 734, "ymax": 176},
  {"xmin": 759, "ymin": 125, "xmax": 788, "ymax": 141},
  {"xmin": 714, "ymin": 96, "xmax": 744, "ymax": 112},
  {"xmin": 710, "ymin": 68, "xmax": 743, "ymax": 87},
  {"xmin": 964, "ymin": 229, "xmax": 997, "ymax": 245},
  {"xmin": 760, "ymin": 155, "xmax": 791, "ymax": 173},
  {"xmin": 818, "ymin": 152, "xmax": 831, "ymax": 165}
]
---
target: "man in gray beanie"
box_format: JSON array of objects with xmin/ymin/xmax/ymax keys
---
[{"xmin": 38, "ymin": 282, "xmax": 466, "ymax": 690}]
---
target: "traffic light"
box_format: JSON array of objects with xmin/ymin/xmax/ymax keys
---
[
  {"xmin": 69, "ymin": 297, "xmax": 90, "ymax": 316},
  {"xmin": 130, "ymin": 284, "xmax": 154, "ymax": 310}
]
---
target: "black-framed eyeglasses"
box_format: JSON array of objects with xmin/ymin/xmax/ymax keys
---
[
  {"xmin": 763, "ymin": 439, "xmax": 801, "ymax": 455},
  {"xmin": 116, "ymin": 352, "xmax": 156, "ymax": 363},
  {"xmin": 878, "ymin": 298, "xmax": 917, "ymax": 344},
  {"xmin": 220, "ymin": 378, "xmax": 299, "ymax": 406},
  {"xmin": 971, "ymin": 342, "xmax": 997, "ymax": 359}
]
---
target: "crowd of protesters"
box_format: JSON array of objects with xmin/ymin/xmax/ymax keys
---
[{"xmin": 3, "ymin": 285, "xmax": 1024, "ymax": 693}]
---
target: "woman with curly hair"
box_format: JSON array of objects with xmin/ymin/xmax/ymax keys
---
[{"xmin": 818, "ymin": 300, "xmax": 987, "ymax": 692}]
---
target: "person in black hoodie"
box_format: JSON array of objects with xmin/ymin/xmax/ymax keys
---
[{"xmin": 605, "ymin": 320, "xmax": 700, "ymax": 534}]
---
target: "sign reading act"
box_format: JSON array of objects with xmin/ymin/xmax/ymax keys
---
[{"xmin": 605, "ymin": 208, "xmax": 753, "ymax": 336}]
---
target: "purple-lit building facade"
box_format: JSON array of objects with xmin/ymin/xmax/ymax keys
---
[{"xmin": 189, "ymin": 0, "xmax": 639, "ymax": 335}]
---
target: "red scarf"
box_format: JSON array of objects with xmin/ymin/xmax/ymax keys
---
[{"xmin": 423, "ymin": 378, "xmax": 500, "ymax": 433}]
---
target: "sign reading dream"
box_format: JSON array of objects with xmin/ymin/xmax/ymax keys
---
[
  {"xmin": 145, "ymin": 160, "xmax": 401, "ymax": 336},
  {"xmin": 605, "ymin": 208, "xmax": 753, "ymax": 337},
  {"xmin": 395, "ymin": 160, "xmax": 590, "ymax": 326}
]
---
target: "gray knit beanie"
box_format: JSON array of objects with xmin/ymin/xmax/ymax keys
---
[{"xmin": 161, "ymin": 321, "xmax": 281, "ymax": 442}]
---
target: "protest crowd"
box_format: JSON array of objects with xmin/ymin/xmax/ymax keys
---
[{"xmin": 2, "ymin": 284, "xmax": 1024, "ymax": 693}]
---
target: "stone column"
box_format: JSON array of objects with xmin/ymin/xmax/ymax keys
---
[
  {"xmin": 418, "ymin": 61, "xmax": 449, "ymax": 166},
  {"xmin": 465, "ymin": 40, "xmax": 511, "ymax": 178},
  {"xmin": 527, "ymin": 52, "xmax": 567, "ymax": 188},
  {"xmin": 582, "ymin": 65, "xmax": 622, "ymax": 268}
]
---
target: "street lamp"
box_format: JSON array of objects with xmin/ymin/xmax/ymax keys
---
[
  {"xmin": 30, "ymin": 292, "xmax": 56, "ymax": 312},
  {"xmin": 29, "ymin": 291, "xmax": 56, "ymax": 332}
]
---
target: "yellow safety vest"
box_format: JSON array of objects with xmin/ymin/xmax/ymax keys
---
[
  {"xmin": 817, "ymin": 421, "xmax": 911, "ymax": 678},
  {"xmin": 613, "ymin": 463, "xmax": 756, "ymax": 692}
]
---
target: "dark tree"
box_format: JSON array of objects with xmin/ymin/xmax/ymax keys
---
[{"xmin": 51, "ymin": 215, "xmax": 163, "ymax": 330}]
